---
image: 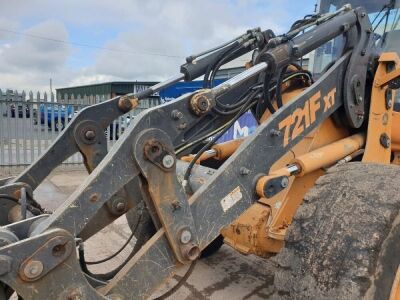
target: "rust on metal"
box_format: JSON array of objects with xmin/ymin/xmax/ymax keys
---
[
  {"xmin": 118, "ymin": 95, "xmax": 139, "ymax": 112},
  {"xmin": 189, "ymin": 89, "xmax": 213, "ymax": 116},
  {"xmin": 19, "ymin": 235, "xmax": 73, "ymax": 282},
  {"xmin": 363, "ymin": 52, "xmax": 399, "ymax": 163},
  {"xmin": 89, "ymin": 193, "xmax": 99, "ymax": 203}
]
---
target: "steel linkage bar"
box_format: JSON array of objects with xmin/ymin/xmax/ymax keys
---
[
  {"xmin": 0, "ymin": 7, "xmax": 373, "ymax": 298},
  {"xmin": 10, "ymin": 73, "xmax": 184, "ymax": 190},
  {"xmin": 0, "ymin": 53, "xmax": 350, "ymax": 299},
  {"xmin": 101, "ymin": 52, "xmax": 351, "ymax": 299}
]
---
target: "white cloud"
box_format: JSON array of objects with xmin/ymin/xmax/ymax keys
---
[
  {"xmin": 0, "ymin": 19, "xmax": 71, "ymax": 90},
  {"xmin": 0, "ymin": 0, "xmax": 310, "ymax": 91},
  {"xmin": 80, "ymin": 0, "xmax": 290, "ymax": 85}
]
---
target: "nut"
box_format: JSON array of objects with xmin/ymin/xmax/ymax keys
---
[
  {"xmin": 84, "ymin": 130, "xmax": 95, "ymax": 140},
  {"xmin": 116, "ymin": 201, "xmax": 126, "ymax": 213}
]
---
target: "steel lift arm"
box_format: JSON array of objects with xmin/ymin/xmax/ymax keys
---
[{"xmin": 0, "ymin": 5, "xmax": 379, "ymax": 299}]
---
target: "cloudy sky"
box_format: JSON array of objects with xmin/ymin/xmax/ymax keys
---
[{"xmin": 0, "ymin": 0, "xmax": 316, "ymax": 92}]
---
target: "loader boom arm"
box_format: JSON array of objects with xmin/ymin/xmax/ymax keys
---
[{"xmin": 0, "ymin": 5, "xmax": 378, "ymax": 299}]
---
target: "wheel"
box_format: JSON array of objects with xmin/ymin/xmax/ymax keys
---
[{"xmin": 273, "ymin": 162, "xmax": 400, "ymax": 299}]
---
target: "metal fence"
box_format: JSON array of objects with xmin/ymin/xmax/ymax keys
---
[{"xmin": 0, "ymin": 89, "xmax": 159, "ymax": 172}]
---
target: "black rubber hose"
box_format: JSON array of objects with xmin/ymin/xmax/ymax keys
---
[
  {"xmin": 79, "ymin": 211, "xmax": 145, "ymax": 281},
  {"xmin": 203, "ymin": 42, "xmax": 239, "ymax": 88},
  {"xmin": 260, "ymin": 72, "xmax": 276, "ymax": 116},
  {"xmin": 153, "ymin": 261, "xmax": 197, "ymax": 300},
  {"xmin": 183, "ymin": 90, "xmax": 258, "ymax": 192},
  {"xmin": 215, "ymin": 82, "xmax": 261, "ymax": 111},
  {"xmin": 209, "ymin": 45, "xmax": 244, "ymax": 88},
  {"xmin": 0, "ymin": 194, "xmax": 19, "ymax": 204},
  {"xmin": 0, "ymin": 194, "xmax": 44, "ymax": 216},
  {"xmin": 275, "ymin": 65, "xmax": 288, "ymax": 108}
]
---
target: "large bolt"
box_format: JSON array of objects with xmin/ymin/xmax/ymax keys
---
[
  {"xmin": 23, "ymin": 260, "xmax": 43, "ymax": 279},
  {"xmin": 190, "ymin": 92, "xmax": 213, "ymax": 116},
  {"xmin": 162, "ymin": 154, "xmax": 175, "ymax": 169},
  {"xmin": 281, "ymin": 177, "xmax": 289, "ymax": 188},
  {"xmin": 180, "ymin": 229, "xmax": 192, "ymax": 244},
  {"xmin": 118, "ymin": 96, "xmax": 134, "ymax": 112},
  {"xmin": 84, "ymin": 130, "xmax": 95, "ymax": 140}
]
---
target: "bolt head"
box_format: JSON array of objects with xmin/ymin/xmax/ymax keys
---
[
  {"xmin": 281, "ymin": 177, "xmax": 289, "ymax": 188},
  {"xmin": 162, "ymin": 154, "xmax": 175, "ymax": 169},
  {"xmin": 85, "ymin": 130, "xmax": 96, "ymax": 140},
  {"xmin": 270, "ymin": 129, "xmax": 281, "ymax": 137},
  {"xmin": 197, "ymin": 97, "xmax": 209, "ymax": 111},
  {"xmin": 171, "ymin": 110, "xmax": 183, "ymax": 120},
  {"xmin": 380, "ymin": 134, "xmax": 391, "ymax": 148},
  {"xmin": 116, "ymin": 202, "xmax": 126, "ymax": 213},
  {"xmin": 239, "ymin": 167, "xmax": 250, "ymax": 175},
  {"xmin": 67, "ymin": 290, "xmax": 83, "ymax": 300},
  {"xmin": 118, "ymin": 97, "xmax": 133, "ymax": 112},
  {"xmin": 89, "ymin": 193, "xmax": 99, "ymax": 203},
  {"xmin": 180, "ymin": 229, "xmax": 192, "ymax": 244},
  {"xmin": 23, "ymin": 260, "xmax": 43, "ymax": 279}
]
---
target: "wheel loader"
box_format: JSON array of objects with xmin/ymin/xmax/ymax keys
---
[{"xmin": 0, "ymin": 0, "xmax": 400, "ymax": 299}]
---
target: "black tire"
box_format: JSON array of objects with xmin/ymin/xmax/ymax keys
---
[{"xmin": 273, "ymin": 162, "xmax": 400, "ymax": 299}]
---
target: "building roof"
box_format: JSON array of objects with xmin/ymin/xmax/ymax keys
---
[{"xmin": 56, "ymin": 81, "xmax": 159, "ymax": 99}]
